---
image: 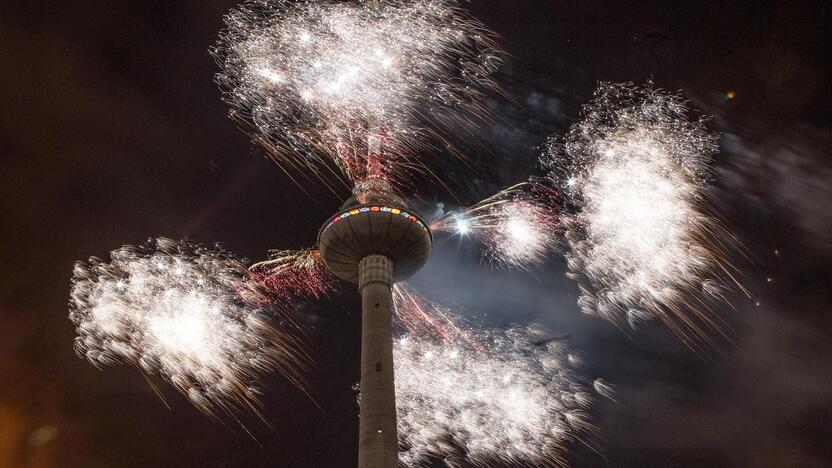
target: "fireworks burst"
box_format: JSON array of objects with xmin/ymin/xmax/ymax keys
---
[
  {"xmin": 247, "ymin": 248, "xmax": 335, "ymax": 308},
  {"xmin": 69, "ymin": 238, "xmax": 306, "ymax": 416},
  {"xmin": 213, "ymin": 0, "xmax": 501, "ymax": 187},
  {"xmin": 389, "ymin": 288, "xmax": 606, "ymax": 466},
  {"xmin": 394, "ymin": 322, "xmax": 597, "ymax": 467},
  {"xmin": 543, "ymin": 82, "xmax": 741, "ymax": 346},
  {"xmin": 432, "ymin": 182, "xmax": 560, "ymax": 269}
]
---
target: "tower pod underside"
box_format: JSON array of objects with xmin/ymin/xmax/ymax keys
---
[{"xmin": 318, "ymin": 203, "xmax": 432, "ymax": 283}]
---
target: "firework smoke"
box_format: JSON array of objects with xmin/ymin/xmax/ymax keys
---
[
  {"xmin": 69, "ymin": 238, "xmax": 306, "ymax": 415},
  {"xmin": 543, "ymin": 82, "xmax": 740, "ymax": 346},
  {"xmin": 394, "ymin": 322, "xmax": 596, "ymax": 467},
  {"xmin": 213, "ymin": 0, "xmax": 501, "ymax": 186},
  {"xmin": 432, "ymin": 182, "xmax": 560, "ymax": 269}
]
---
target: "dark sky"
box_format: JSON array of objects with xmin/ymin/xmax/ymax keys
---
[{"xmin": 2, "ymin": 1, "xmax": 831, "ymax": 467}]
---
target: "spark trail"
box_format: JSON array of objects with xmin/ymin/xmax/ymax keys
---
[
  {"xmin": 247, "ymin": 248, "xmax": 335, "ymax": 308},
  {"xmin": 213, "ymin": 0, "xmax": 501, "ymax": 187},
  {"xmin": 543, "ymin": 82, "xmax": 742, "ymax": 347},
  {"xmin": 69, "ymin": 238, "xmax": 306, "ymax": 416},
  {"xmin": 432, "ymin": 182, "xmax": 560, "ymax": 269},
  {"xmin": 392, "ymin": 283, "xmax": 481, "ymax": 350}
]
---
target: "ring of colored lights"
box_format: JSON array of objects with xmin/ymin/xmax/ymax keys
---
[
  {"xmin": 318, "ymin": 203, "xmax": 432, "ymax": 284},
  {"xmin": 321, "ymin": 205, "xmax": 430, "ymax": 233}
]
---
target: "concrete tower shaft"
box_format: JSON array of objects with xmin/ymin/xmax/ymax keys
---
[{"xmin": 357, "ymin": 255, "xmax": 397, "ymax": 468}]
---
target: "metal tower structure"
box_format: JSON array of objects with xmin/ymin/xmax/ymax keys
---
[{"xmin": 318, "ymin": 177, "xmax": 432, "ymax": 468}]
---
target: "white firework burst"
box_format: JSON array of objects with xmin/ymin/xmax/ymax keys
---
[
  {"xmin": 543, "ymin": 82, "xmax": 740, "ymax": 346},
  {"xmin": 69, "ymin": 238, "xmax": 306, "ymax": 415},
  {"xmin": 432, "ymin": 182, "xmax": 560, "ymax": 269},
  {"xmin": 394, "ymin": 320, "xmax": 597, "ymax": 466},
  {"xmin": 213, "ymin": 0, "xmax": 501, "ymax": 185}
]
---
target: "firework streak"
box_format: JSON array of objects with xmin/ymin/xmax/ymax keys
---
[
  {"xmin": 432, "ymin": 182, "xmax": 560, "ymax": 269},
  {"xmin": 247, "ymin": 248, "xmax": 335, "ymax": 308},
  {"xmin": 391, "ymin": 286, "xmax": 606, "ymax": 466},
  {"xmin": 543, "ymin": 82, "xmax": 742, "ymax": 347},
  {"xmin": 69, "ymin": 238, "xmax": 307, "ymax": 416},
  {"xmin": 392, "ymin": 283, "xmax": 481, "ymax": 350},
  {"xmin": 213, "ymin": 0, "xmax": 502, "ymax": 187}
]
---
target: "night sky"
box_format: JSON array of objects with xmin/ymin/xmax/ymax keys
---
[{"xmin": 2, "ymin": 1, "xmax": 831, "ymax": 467}]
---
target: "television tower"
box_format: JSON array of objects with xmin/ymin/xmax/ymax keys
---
[{"xmin": 318, "ymin": 150, "xmax": 432, "ymax": 467}]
